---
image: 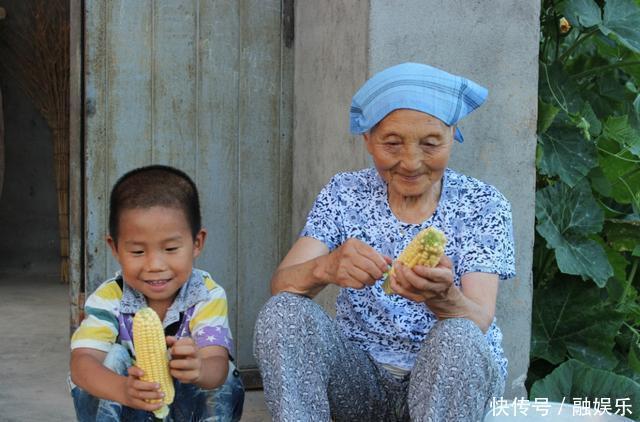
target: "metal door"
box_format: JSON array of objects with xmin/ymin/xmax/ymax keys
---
[{"xmin": 83, "ymin": 0, "xmax": 292, "ymax": 383}]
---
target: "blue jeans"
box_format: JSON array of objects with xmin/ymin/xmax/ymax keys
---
[{"xmin": 70, "ymin": 344, "xmax": 244, "ymax": 421}]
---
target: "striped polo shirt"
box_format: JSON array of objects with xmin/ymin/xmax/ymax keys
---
[{"xmin": 71, "ymin": 268, "xmax": 234, "ymax": 358}]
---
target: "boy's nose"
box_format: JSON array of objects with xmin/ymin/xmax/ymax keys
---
[{"xmin": 145, "ymin": 252, "xmax": 167, "ymax": 271}]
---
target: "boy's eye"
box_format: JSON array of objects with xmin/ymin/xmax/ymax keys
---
[
  {"xmin": 130, "ymin": 250, "xmax": 144, "ymax": 256},
  {"xmin": 166, "ymin": 247, "xmax": 179, "ymax": 252}
]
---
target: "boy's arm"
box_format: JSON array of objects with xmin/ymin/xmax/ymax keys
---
[
  {"xmin": 167, "ymin": 337, "xmax": 229, "ymax": 390},
  {"xmin": 70, "ymin": 348, "xmax": 127, "ymax": 402},
  {"xmin": 70, "ymin": 348, "xmax": 164, "ymax": 412},
  {"xmin": 196, "ymin": 345, "xmax": 229, "ymax": 389}
]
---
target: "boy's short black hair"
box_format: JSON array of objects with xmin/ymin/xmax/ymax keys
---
[{"xmin": 109, "ymin": 165, "xmax": 201, "ymax": 244}]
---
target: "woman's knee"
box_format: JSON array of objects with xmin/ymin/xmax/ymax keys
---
[
  {"xmin": 253, "ymin": 292, "xmax": 334, "ymax": 364},
  {"xmin": 417, "ymin": 318, "xmax": 493, "ymax": 372},
  {"xmin": 254, "ymin": 292, "xmax": 326, "ymax": 338}
]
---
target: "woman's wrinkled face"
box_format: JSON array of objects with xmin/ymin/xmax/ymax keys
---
[{"xmin": 364, "ymin": 109, "xmax": 454, "ymax": 199}]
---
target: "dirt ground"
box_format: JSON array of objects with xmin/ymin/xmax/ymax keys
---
[{"xmin": 0, "ymin": 273, "xmax": 269, "ymax": 422}]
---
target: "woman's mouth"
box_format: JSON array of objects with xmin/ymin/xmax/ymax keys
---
[{"xmin": 398, "ymin": 174, "xmax": 423, "ymax": 182}]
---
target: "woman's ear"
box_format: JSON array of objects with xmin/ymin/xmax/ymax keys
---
[{"xmin": 363, "ymin": 132, "xmax": 375, "ymax": 154}]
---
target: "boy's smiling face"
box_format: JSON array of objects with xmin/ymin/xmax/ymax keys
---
[{"xmin": 107, "ymin": 206, "xmax": 206, "ymax": 312}]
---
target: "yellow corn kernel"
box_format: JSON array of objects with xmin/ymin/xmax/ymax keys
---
[
  {"xmin": 382, "ymin": 226, "xmax": 447, "ymax": 295},
  {"xmin": 132, "ymin": 307, "xmax": 174, "ymax": 419}
]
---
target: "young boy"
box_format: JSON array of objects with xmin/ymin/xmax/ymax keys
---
[{"xmin": 69, "ymin": 165, "xmax": 244, "ymax": 421}]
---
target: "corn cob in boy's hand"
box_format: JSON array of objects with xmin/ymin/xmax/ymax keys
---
[
  {"xmin": 382, "ymin": 226, "xmax": 447, "ymax": 295},
  {"xmin": 133, "ymin": 307, "xmax": 175, "ymax": 419}
]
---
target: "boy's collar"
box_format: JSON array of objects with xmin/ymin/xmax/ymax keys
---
[{"xmin": 119, "ymin": 269, "xmax": 210, "ymax": 327}]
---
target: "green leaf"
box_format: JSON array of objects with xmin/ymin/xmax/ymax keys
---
[
  {"xmin": 598, "ymin": 74, "xmax": 630, "ymax": 102},
  {"xmin": 604, "ymin": 242, "xmax": 630, "ymax": 281},
  {"xmin": 629, "ymin": 336, "xmax": 640, "ymax": 373},
  {"xmin": 634, "ymin": 245, "xmax": 640, "ymax": 257},
  {"xmin": 604, "ymin": 219, "xmax": 640, "ymax": 252},
  {"xmin": 540, "ymin": 63, "xmax": 584, "ymax": 114},
  {"xmin": 595, "ymin": 32, "xmax": 625, "ymax": 59},
  {"xmin": 582, "ymin": 102, "xmax": 603, "ymax": 137},
  {"xmin": 530, "ymin": 359, "xmax": 640, "ymax": 415},
  {"xmin": 537, "ymin": 180, "xmax": 604, "ymax": 239},
  {"xmin": 589, "ymin": 166, "xmax": 613, "ymax": 197},
  {"xmin": 554, "ymin": 236, "xmax": 615, "ymax": 286},
  {"xmin": 603, "ymin": 115, "xmax": 640, "ymax": 157},
  {"xmin": 598, "ymin": 137, "xmax": 640, "ymax": 205},
  {"xmin": 539, "ymin": 126, "xmax": 598, "ymax": 187},
  {"xmin": 536, "ymin": 180, "xmax": 613, "ymax": 285},
  {"xmin": 601, "ymin": 0, "xmax": 640, "ymax": 54},
  {"xmin": 538, "ymin": 99, "xmax": 560, "ymax": 134},
  {"xmin": 562, "ymin": 0, "xmax": 602, "ymax": 28},
  {"xmin": 532, "ymin": 279, "xmax": 624, "ymax": 368}
]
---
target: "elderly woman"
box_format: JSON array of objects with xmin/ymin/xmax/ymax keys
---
[{"xmin": 253, "ymin": 62, "xmax": 515, "ymax": 421}]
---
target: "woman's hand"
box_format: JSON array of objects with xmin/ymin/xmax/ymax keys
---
[
  {"xmin": 325, "ymin": 238, "xmax": 392, "ymax": 289},
  {"xmin": 166, "ymin": 336, "xmax": 202, "ymax": 385},
  {"xmin": 122, "ymin": 365, "xmax": 166, "ymax": 412},
  {"xmin": 390, "ymin": 255, "xmax": 464, "ymax": 315}
]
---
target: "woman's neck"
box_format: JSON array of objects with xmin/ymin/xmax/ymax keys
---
[{"xmin": 388, "ymin": 179, "xmax": 442, "ymax": 224}]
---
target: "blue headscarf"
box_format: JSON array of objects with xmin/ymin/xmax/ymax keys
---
[{"xmin": 349, "ymin": 62, "xmax": 488, "ymax": 142}]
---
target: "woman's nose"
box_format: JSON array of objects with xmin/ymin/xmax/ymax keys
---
[{"xmin": 400, "ymin": 147, "xmax": 422, "ymax": 171}]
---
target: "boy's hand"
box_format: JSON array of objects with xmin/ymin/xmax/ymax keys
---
[
  {"xmin": 166, "ymin": 336, "xmax": 202, "ymax": 384},
  {"xmin": 122, "ymin": 365, "xmax": 166, "ymax": 412}
]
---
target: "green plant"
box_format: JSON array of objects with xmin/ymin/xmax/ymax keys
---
[{"xmin": 530, "ymin": 0, "xmax": 640, "ymax": 417}]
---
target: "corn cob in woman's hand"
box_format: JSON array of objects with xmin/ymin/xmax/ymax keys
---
[
  {"xmin": 132, "ymin": 307, "xmax": 175, "ymax": 419},
  {"xmin": 382, "ymin": 226, "xmax": 447, "ymax": 294}
]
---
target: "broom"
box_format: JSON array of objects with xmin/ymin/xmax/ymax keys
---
[{"xmin": 0, "ymin": 0, "xmax": 70, "ymax": 283}]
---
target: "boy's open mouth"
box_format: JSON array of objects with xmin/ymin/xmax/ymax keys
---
[{"xmin": 145, "ymin": 279, "xmax": 170, "ymax": 286}]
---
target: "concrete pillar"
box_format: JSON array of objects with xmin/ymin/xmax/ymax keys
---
[{"xmin": 293, "ymin": 0, "xmax": 539, "ymax": 399}]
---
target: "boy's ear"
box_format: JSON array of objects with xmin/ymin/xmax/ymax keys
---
[
  {"xmin": 106, "ymin": 235, "xmax": 119, "ymax": 258},
  {"xmin": 193, "ymin": 229, "xmax": 207, "ymax": 258}
]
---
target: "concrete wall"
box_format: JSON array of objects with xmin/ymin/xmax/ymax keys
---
[
  {"xmin": 293, "ymin": 0, "xmax": 371, "ymax": 308},
  {"xmin": 0, "ymin": 79, "xmax": 59, "ymax": 275},
  {"xmin": 293, "ymin": 0, "xmax": 539, "ymax": 399}
]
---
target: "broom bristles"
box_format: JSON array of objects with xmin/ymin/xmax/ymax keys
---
[{"xmin": 0, "ymin": 1, "xmax": 70, "ymax": 283}]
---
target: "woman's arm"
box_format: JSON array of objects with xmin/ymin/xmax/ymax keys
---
[{"xmin": 271, "ymin": 236, "xmax": 391, "ymax": 298}]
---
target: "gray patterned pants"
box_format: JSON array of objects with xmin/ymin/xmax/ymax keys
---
[{"xmin": 253, "ymin": 292, "xmax": 504, "ymax": 422}]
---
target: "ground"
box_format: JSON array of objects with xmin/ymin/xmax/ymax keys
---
[{"xmin": 0, "ymin": 273, "xmax": 269, "ymax": 421}]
